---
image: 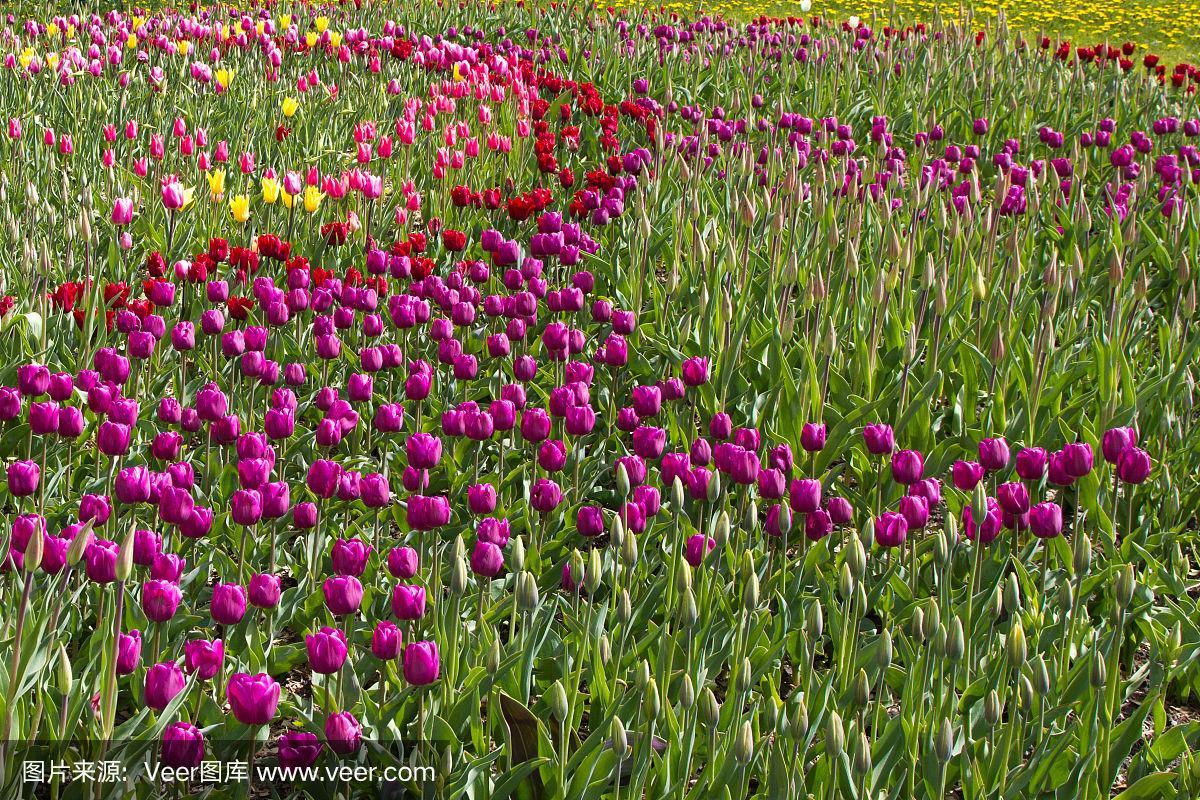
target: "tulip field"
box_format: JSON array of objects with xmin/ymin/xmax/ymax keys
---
[{"xmin": 2, "ymin": 1, "xmax": 1200, "ymax": 798}]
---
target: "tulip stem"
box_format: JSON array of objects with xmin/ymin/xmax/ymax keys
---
[{"xmin": 0, "ymin": 569, "xmax": 35, "ymax": 767}]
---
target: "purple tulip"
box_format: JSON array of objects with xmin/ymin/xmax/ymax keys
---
[
  {"xmin": 306, "ymin": 627, "xmax": 349, "ymax": 674},
  {"xmin": 325, "ymin": 711, "xmax": 362, "ymax": 756},
  {"xmin": 226, "ymin": 673, "xmax": 281, "ymax": 726},
  {"xmin": 371, "ymin": 621, "xmax": 403, "ymax": 660},
  {"xmin": 145, "ymin": 662, "xmax": 186, "ymax": 711},
  {"xmin": 403, "ymin": 641, "xmax": 440, "ymax": 685},
  {"xmin": 1029, "ymin": 502, "xmax": 1063, "ymax": 539},
  {"xmin": 978, "ymin": 438, "xmax": 1010, "ymax": 471},
  {"xmin": 279, "ymin": 732, "xmax": 322, "ymax": 769},
  {"xmin": 141, "ymin": 579, "xmax": 183, "ymax": 622},
  {"xmin": 1116, "ymin": 447, "xmax": 1151, "ymax": 484},
  {"xmin": 322, "ymin": 576, "xmax": 363, "ymax": 616},
  {"xmin": 6, "ymin": 461, "xmax": 39, "ymax": 497},
  {"xmin": 387, "ymin": 547, "xmax": 419, "ymax": 579},
  {"xmin": 160, "ymin": 723, "xmax": 205, "ymax": 768},
  {"xmin": 470, "ymin": 540, "xmax": 505, "ymax": 578},
  {"xmin": 184, "ymin": 639, "xmax": 224, "ymax": 680},
  {"xmin": 1015, "ymin": 447, "xmax": 1048, "ymax": 480},
  {"xmin": 874, "ymin": 512, "xmax": 908, "ymax": 548},
  {"xmin": 951, "ymin": 460, "xmax": 985, "ymax": 491},
  {"xmin": 392, "ymin": 584, "xmax": 427, "ymax": 620},
  {"xmin": 248, "ymin": 573, "xmax": 282, "ymax": 609},
  {"xmin": 211, "ymin": 583, "xmax": 247, "ymax": 625},
  {"xmin": 862, "ymin": 423, "xmax": 895, "ymax": 455}
]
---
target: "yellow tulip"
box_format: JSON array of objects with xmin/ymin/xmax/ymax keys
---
[
  {"xmin": 316, "ymin": 16, "xmax": 329, "ymax": 33},
  {"xmin": 18, "ymin": 48, "xmax": 33, "ymax": 70},
  {"xmin": 206, "ymin": 169, "xmax": 226, "ymax": 201},
  {"xmin": 282, "ymin": 97, "xmax": 299, "ymax": 118},
  {"xmin": 216, "ymin": 68, "xmax": 233, "ymax": 89},
  {"xmin": 126, "ymin": 33, "xmax": 137, "ymax": 49},
  {"xmin": 261, "ymin": 177, "xmax": 280, "ymax": 205},
  {"xmin": 46, "ymin": 23, "xmax": 59, "ymax": 37},
  {"xmin": 229, "ymin": 195, "xmax": 251, "ymax": 224},
  {"xmin": 255, "ymin": 21, "xmax": 265, "ymax": 36},
  {"xmin": 281, "ymin": 191, "xmax": 294, "ymax": 210},
  {"xmin": 305, "ymin": 31, "xmax": 318, "ymax": 48},
  {"xmin": 329, "ymin": 31, "xmax": 343, "ymax": 48},
  {"xmin": 46, "ymin": 53, "xmax": 60, "ymax": 71},
  {"xmin": 452, "ymin": 63, "xmax": 464, "ymax": 82},
  {"xmin": 303, "ymin": 186, "xmax": 324, "ymax": 214},
  {"xmin": 177, "ymin": 40, "xmax": 190, "ymax": 56},
  {"xmin": 280, "ymin": 14, "xmax": 292, "ymax": 30}
]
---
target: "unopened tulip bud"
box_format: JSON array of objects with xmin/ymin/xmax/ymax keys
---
[
  {"xmin": 935, "ymin": 720, "xmax": 954, "ymax": 763},
  {"xmin": 743, "ymin": 500, "xmax": 757, "ymax": 531},
  {"xmin": 619, "ymin": 590, "xmax": 632, "ymax": 624},
  {"xmin": 1116, "ymin": 565, "xmax": 1135, "ymax": 608},
  {"xmin": 714, "ymin": 511, "xmax": 730, "ymax": 547},
  {"xmin": 742, "ymin": 574, "xmax": 759, "ymax": 612},
  {"xmin": 1004, "ymin": 574, "xmax": 1022, "ymax": 614},
  {"xmin": 878, "ymin": 630, "xmax": 894, "ymax": 671},
  {"xmin": 678, "ymin": 588, "xmax": 698, "ymax": 627},
  {"xmin": 610, "ymin": 716, "xmax": 628, "ymax": 756},
  {"xmin": 971, "ymin": 483, "xmax": 988, "ymax": 521},
  {"xmin": 620, "ymin": 531, "xmax": 638, "ymax": 566},
  {"xmin": 931, "ymin": 624, "xmax": 947, "ymax": 657},
  {"xmin": 701, "ymin": 688, "xmax": 720, "ymax": 725},
  {"xmin": 616, "ymin": 463, "xmax": 630, "ymax": 496},
  {"xmin": 806, "ymin": 604, "xmax": 824, "ymax": 639},
  {"xmin": 826, "ymin": 712, "xmax": 844, "ymax": 759},
  {"xmin": 511, "ymin": 537, "xmax": 526, "ymax": 573},
  {"xmin": 1166, "ymin": 623, "xmax": 1182, "ymax": 667},
  {"xmin": 923, "ymin": 601, "xmax": 941, "ymax": 641},
  {"xmin": 790, "ymin": 693, "xmax": 809, "ymax": 738},
  {"xmin": 586, "ymin": 550, "xmax": 603, "ymax": 594},
  {"xmin": 853, "ymin": 669, "xmax": 871, "ymax": 708},
  {"xmin": 853, "ymin": 731, "xmax": 872, "ymax": 775},
  {"xmin": 548, "ymin": 681, "xmax": 569, "ymax": 721},
  {"xmin": 1018, "ymin": 675, "xmax": 1035, "ymax": 714},
  {"xmin": 947, "ymin": 617, "xmax": 965, "ymax": 663},
  {"xmin": 984, "ymin": 690, "xmax": 1002, "ymax": 727},
  {"xmin": 67, "ymin": 521, "xmax": 94, "ymax": 566},
  {"xmin": 450, "ymin": 557, "xmax": 468, "ymax": 595},
  {"xmin": 911, "ymin": 607, "xmax": 926, "ymax": 643},
  {"xmin": 1060, "ymin": 581, "xmax": 1074, "ymax": 613},
  {"xmin": 58, "ymin": 644, "xmax": 72, "ymax": 695},
  {"xmin": 848, "ymin": 537, "xmax": 867, "ymax": 579},
  {"xmin": 23, "ymin": 526, "xmax": 44, "ymax": 573},
  {"xmin": 734, "ymin": 720, "xmax": 754, "ymax": 764},
  {"xmin": 487, "ymin": 640, "xmax": 501, "ymax": 674},
  {"xmin": 736, "ymin": 658, "xmax": 753, "ymax": 694},
  {"xmin": 116, "ymin": 524, "xmax": 136, "ymax": 581},
  {"xmin": 1073, "ymin": 533, "xmax": 1092, "ymax": 575},
  {"xmin": 1007, "ymin": 620, "xmax": 1027, "ymax": 669},
  {"xmin": 1094, "ymin": 652, "xmax": 1108, "ymax": 690},
  {"xmin": 517, "ymin": 572, "xmax": 539, "ymax": 610},
  {"xmin": 680, "ymin": 674, "xmax": 695, "ymax": 710},
  {"xmin": 838, "ymin": 564, "xmax": 855, "ymax": 599}
]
